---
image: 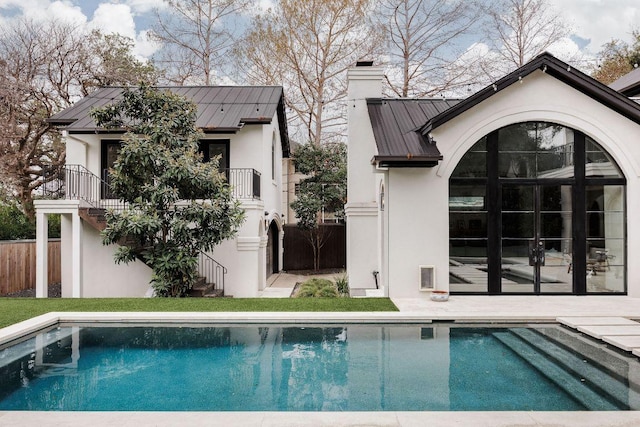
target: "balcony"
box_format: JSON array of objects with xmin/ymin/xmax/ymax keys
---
[{"xmin": 42, "ymin": 165, "xmax": 261, "ymax": 206}]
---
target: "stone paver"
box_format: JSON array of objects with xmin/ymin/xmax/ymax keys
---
[
  {"xmin": 602, "ymin": 335, "xmax": 640, "ymax": 351},
  {"xmin": 556, "ymin": 316, "xmax": 639, "ymax": 328},
  {"xmin": 576, "ymin": 324, "xmax": 640, "ymax": 339}
]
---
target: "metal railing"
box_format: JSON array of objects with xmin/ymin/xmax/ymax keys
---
[
  {"xmin": 198, "ymin": 251, "xmax": 226, "ymax": 295},
  {"xmin": 100, "ymin": 167, "xmax": 261, "ymax": 200},
  {"xmin": 224, "ymin": 168, "xmax": 261, "ymax": 200},
  {"xmin": 41, "ymin": 164, "xmax": 228, "ymax": 294},
  {"xmin": 42, "ymin": 164, "xmax": 125, "ymax": 210}
]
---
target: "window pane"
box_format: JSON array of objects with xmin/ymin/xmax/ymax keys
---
[
  {"xmin": 449, "ymin": 239, "xmax": 488, "ymax": 293},
  {"xmin": 498, "ymin": 152, "xmax": 536, "ymax": 177},
  {"xmin": 503, "ymin": 185, "xmax": 533, "ymax": 211},
  {"xmin": 450, "ymin": 213, "xmax": 487, "ymax": 239},
  {"xmin": 451, "ymin": 138, "xmax": 487, "ymax": 178},
  {"xmin": 586, "ymin": 137, "xmax": 623, "ymax": 178},
  {"xmin": 498, "ymin": 123, "xmax": 537, "ymax": 152},
  {"xmin": 586, "ymin": 184, "xmax": 626, "ymax": 293}
]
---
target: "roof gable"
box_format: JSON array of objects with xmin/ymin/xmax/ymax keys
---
[
  {"xmin": 48, "ymin": 86, "xmax": 290, "ymax": 157},
  {"xmin": 421, "ymin": 52, "xmax": 640, "ymax": 135}
]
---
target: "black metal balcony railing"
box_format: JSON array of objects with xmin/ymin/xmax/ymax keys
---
[
  {"xmin": 100, "ymin": 168, "xmax": 261, "ymax": 201},
  {"xmin": 225, "ymin": 168, "xmax": 261, "ymax": 200},
  {"xmin": 42, "ymin": 164, "xmax": 125, "ymax": 210}
]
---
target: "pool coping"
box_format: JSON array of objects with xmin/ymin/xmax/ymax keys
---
[
  {"xmin": 3, "ymin": 312, "xmax": 640, "ymax": 426},
  {"xmin": 0, "ymin": 311, "xmax": 565, "ymax": 347}
]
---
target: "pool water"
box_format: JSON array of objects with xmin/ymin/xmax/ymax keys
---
[{"xmin": 1, "ymin": 323, "xmax": 639, "ymax": 411}]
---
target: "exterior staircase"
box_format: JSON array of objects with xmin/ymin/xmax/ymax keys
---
[
  {"xmin": 188, "ymin": 276, "xmax": 224, "ymax": 298},
  {"xmin": 47, "ymin": 165, "xmax": 227, "ymax": 297}
]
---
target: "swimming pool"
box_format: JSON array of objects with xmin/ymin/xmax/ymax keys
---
[{"xmin": 1, "ymin": 321, "xmax": 639, "ymax": 411}]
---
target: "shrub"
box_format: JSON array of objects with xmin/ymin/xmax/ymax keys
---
[
  {"xmin": 0, "ymin": 203, "xmax": 60, "ymax": 240},
  {"xmin": 295, "ymin": 278, "xmax": 339, "ymax": 298},
  {"xmin": 334, "ymin": 274, "xmax": 349, "ymax": 296}
]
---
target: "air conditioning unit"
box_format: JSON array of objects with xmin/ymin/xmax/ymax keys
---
[{"xmin": 419, "ymin": 265, "xmax": 435, "ymax": 291}]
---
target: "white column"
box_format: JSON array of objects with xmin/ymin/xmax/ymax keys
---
[
  {"xmin": 72, "ymin": 211, "xmax": 83, "ymax": 297},
  {"xmin": 35, "ymin": 212, "xmax": 48, "ymax": 298}
]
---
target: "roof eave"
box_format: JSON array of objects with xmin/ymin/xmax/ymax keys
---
[
  {"xmin": 422, "ymin": 52, "xmax": 640, "ymax": 134},
  {"xmin": 372, "ymin": 154, "xmax": 443, "ymax": 168}
]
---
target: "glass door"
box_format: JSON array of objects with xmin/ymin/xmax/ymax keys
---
[{"xmin": 501, "ymin": 184, "xmax": 573, "ymax": 293}]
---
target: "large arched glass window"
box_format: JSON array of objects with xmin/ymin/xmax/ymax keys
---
[{"xmin": 449, "ymin": 122, "xmax": 626, "ymax": 295}]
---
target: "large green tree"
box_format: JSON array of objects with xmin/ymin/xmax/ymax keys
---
[
  {"xmin": 90, "ymin": 85, "xmax": 245, "ymax": 297},
  {"xmin": 291, "ymin": 143, "xmax": 346, "ymax": 270}
]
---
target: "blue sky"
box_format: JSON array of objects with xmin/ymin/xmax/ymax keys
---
[{"xmin": 0, "ymin": 0, "xmax": 638, "ymax": 66}]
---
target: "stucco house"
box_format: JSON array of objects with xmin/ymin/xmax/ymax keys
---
[
  {"xmin": 347, "ymin": 52, "xmax": 640, "ymax": 298},
  {"xmin": 35, "ymin": 86, "xmax": 290, "ymax": 298}
]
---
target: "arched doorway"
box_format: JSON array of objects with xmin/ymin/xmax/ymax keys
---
[
  {"xmin": 266, "ymin": 221, "xmax": 279, "ymax": 277},
  {"xmin": 449, "ymin": 122, "xmax": 626, "ymax": 295}
]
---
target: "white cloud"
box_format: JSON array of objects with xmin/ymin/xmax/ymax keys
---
[
  {"xmin": 89, "ymin": 3, "xmax": 136, "ymax": 40},
  {"xmin": 550, "ymin": 0, "xmax": 640, "ymax": 52},
  {"xmin": 134, "ymin": 29, "xmax": 161, "ymax": 58},
  {"xmin": 0, "ymin": 0, "xmax": 86, "ymax": 26}
]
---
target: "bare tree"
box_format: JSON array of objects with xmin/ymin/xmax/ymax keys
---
[
  {"xmin": 238, "ymin": 0, "xmax": 382, "ymax": 145},
  {"xmin": 0, "ymin": 19, "xmax": 156, "ymax": 218},
  {"xmin": 378, "ymin": 0, "xmax": 486, "ymax": 97},
  {"xmin": 150, "ymin": 0, "xmax": 251, "ymax": 85},
  {"xmin": 486, "ymin": 0, "xmax": 569, "ymax": 71}
]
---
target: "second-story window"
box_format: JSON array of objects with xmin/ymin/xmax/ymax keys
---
[{"xmin": 199, "ymin": 140, "xmax": 230, "ymax": 172}]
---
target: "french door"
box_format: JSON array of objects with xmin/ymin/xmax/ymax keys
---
[{"xmin": 501, "ymin": 183, "xmax": 573, "ymax": 294}]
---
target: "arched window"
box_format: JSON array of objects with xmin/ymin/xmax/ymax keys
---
[{"xmin": 449, "ymin": 122, "xmax": 626, "ymax": 295}]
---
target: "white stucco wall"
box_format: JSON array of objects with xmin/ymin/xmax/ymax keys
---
[
  {"xmin": 80, "ymin": 226, "xmax": 152, "ymax": 297},
  {"xmin": 37, "ymin": 108, "xmax": 286, "ymax": 298},
  {"xmin": 353, "ymin": 69, "xmax": 640, "ymax": 298},
  {"xmin": 346, "ymin": 66, "xmax": 385, "ymax": 290}
]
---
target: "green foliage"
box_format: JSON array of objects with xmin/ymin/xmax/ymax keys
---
[
  {"xmin": 290, "ymin": 143, "xmax": 347, "ymax": 270},
  {"xmin": 334, "ymin": 274, "xmax": 349, "ymax": 297},
  {"xmin": 292, "ymin": 142, "xmax": 347, "ymax": 227},
  {"xmin": 0, "ymin": 203, "xmax": 60, "ymax": 240},
  {"xmin": 91, "ymin": 84, "xmax": 245, "ymax": 297},
  {"xmin": 295, "ymin": 278, "xmax": 339, "ymax": 298},
  {"xmin": 0, "ymin": 298, "xmax": 400, "ymax": 329}
]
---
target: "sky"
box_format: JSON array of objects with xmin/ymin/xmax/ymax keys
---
[{"xmin": 0, "ymin": 0, "xmax": 638, "ymax": 68}]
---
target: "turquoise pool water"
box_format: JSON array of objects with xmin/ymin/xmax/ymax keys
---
[{"xmin": 0, "ymin": 323, "xmax": 639, "ymax": 411}]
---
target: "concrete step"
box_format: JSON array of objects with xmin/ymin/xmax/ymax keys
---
[
  {"xmin": 507, "ymin": 328, "xmax": 640, "ymax": 409},
  {"xmin": 189, "ymin": 277, "xmax": 215, "ymax": 297},
  {"xmin": 492, "ymin": 331, "xmax": 618, "ymax": 410}
]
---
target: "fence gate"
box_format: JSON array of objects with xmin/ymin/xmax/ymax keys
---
[{"xmin": 283, "ymin": 224, "xmax": 346, "ymax": 271}]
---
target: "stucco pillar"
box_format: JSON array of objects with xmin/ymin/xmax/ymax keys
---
[
  {"xmin": 235, "ymin": 237, "xmax": 262, "ymax": 297},
  {"xmin": 35, "ymin": 212, "xmax": 48, "ymax": 298},
  {"xmin": 71, "ymin": 211, "xmax": 83, "ymax": 298},
  {"xmin": 346, "ymin": 63, "xmax": 384, "ymax": 289}
]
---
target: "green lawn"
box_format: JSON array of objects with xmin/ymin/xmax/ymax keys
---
[{"xmin": 0, "ymin": 297, "xmax": 398, "ymax": 329}]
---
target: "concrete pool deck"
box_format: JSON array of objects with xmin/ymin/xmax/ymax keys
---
[{"xmin": 4, "ymin": 292, "xmax": 640, "ymax": 426}]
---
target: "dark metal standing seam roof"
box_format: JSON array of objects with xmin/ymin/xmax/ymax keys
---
[
  {"xmin": 610, "ymin": 67, "xmax": 640, "ymax": 97},
  {"xmin": 367, "ymin": 98, "xmax": 460, "ymax": 167},
  {"xmin": 47, "ymin": 86, "xmax": 290, "ymax": 157}
]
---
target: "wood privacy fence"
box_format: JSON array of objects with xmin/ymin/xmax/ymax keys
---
[
  {"xmin": 283, "ymin": 224, "xmax": 346, "ymax": 271},
  {"xmin": 0, "ymin": 240, "xmax": 61, "ymax": 295}
]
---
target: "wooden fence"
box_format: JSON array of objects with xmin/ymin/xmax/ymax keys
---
[
  {"xmin": 0, "ymin": 240, "xmax": 61, "ymax": 295},
  {"xmin": 283, "ymin": 224, "xmax": 346, "ymax": 271}
]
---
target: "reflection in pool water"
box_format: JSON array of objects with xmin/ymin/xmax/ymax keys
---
[{"xmin": 0, "ymin": 324, "xmax": 639, "ymax": 411}]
